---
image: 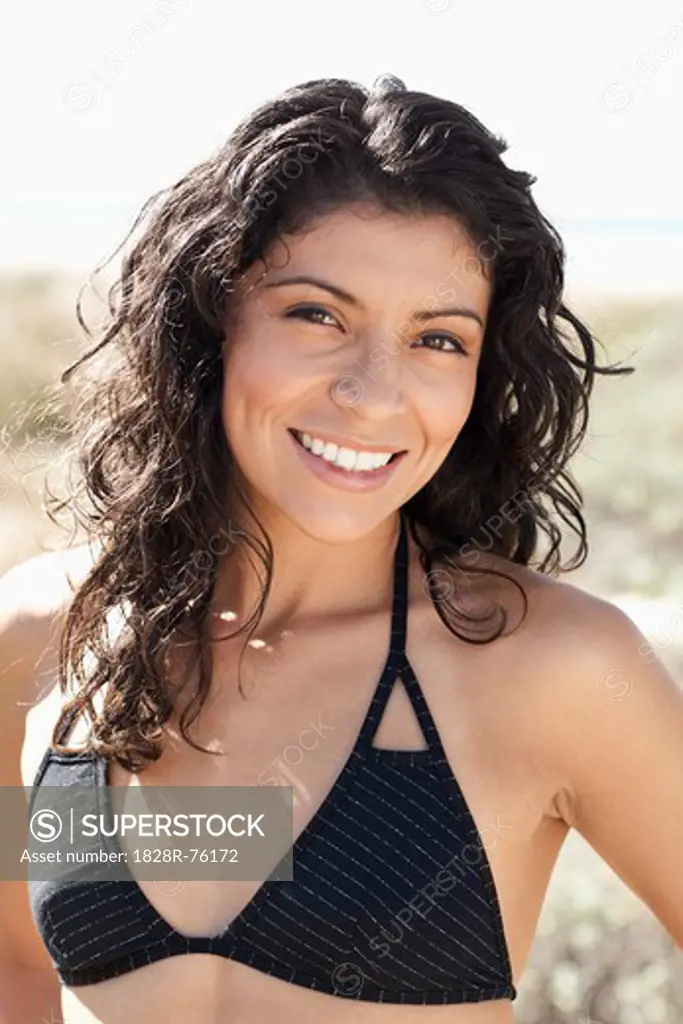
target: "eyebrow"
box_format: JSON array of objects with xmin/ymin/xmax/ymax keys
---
[{"xmin": 261, "ymin": 275, "xmax": 485, "ymax": 328}]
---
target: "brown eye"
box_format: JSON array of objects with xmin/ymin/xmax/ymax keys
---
[
  {"xmin": 415, "ymin": 333, "xmax": 468, "ymax": 355},
  {"xmin": 285, "ymin": 304, "xmax": 341, "ymax": 328}
]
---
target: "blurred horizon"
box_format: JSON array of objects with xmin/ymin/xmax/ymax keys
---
[{"xmin": 2, "ymin": 207, "xmax": 683, "ymax": 301}]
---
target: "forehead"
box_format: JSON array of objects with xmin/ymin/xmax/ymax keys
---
[{"xmin": 236, "ymin": 204, "xmax": 492, "ymax": 308}]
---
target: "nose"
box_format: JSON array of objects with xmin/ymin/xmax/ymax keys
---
[{"xmin": 331, "ymin": 338, "xmax": 406, "ymax": 418}]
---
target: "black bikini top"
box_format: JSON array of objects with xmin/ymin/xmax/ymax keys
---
[{"xmin": 28, "ymin": 511, "xmax": 516, "ymax": 1005}]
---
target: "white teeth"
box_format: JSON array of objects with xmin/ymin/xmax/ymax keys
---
[
  {"xmin": 355, "ymin": 451, "xmax": 378, "ymax": 471},
  {"xmin": 295, "ymin": 431, "xmax": 396, "ymax": 472},
  {"xmin": 336, "ymin": 447, "xmax": 358, "ymax": 470},
  {"xmin": 321, "ymin": 443, "xmax": 339, "ymax": 463}
]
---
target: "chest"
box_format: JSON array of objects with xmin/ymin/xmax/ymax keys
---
[
  {"xmin": 98, "ymin": 612, "xmax": 550, "ymax": 936},
  {"xmin": 26, "ymin": 599, "xmax": 562, "ymax": 957}
]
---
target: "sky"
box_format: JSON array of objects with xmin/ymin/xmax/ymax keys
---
[{"xmin": 2, "ymin": 0, "xmax": 683, "ymax": 297}]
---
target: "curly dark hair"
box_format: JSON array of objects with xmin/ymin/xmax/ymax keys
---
[{"xmin": 47, "ymin": 74, "xmax": 631, "ymax": 771}]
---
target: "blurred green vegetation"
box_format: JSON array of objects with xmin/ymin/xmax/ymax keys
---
[
  {"xmin": 0, "ymin": 271, "xmax": 682, "ymax": 1021},
  {"xmin": 0, "ymin": 272, "xmax": 84, "ymax": 439},
  {"xmin": 568, "ymin": 296, "xmax": 683, "ymax": 599}
]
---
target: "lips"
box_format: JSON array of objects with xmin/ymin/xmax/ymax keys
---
[
  {"xmin": 289, "ymin": 429, "xmax": 402, "ymax": 469},
  {"xmin": 287, "ymin": 428, "xmax": 408, "ymax": 493}
]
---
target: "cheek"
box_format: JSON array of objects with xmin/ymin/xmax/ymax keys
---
[
  {"xmin": 221, "ymin": 331, "xmax": 316, "ymax": 441},
  {"xmin": 223, "ymin": 351, "xmax": 272, "ymax": 419},
  {"xmin": 419, "ymin": 370, "xmax": 478, "ymax": 448}
]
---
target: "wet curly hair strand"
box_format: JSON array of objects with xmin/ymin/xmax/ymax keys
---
[{"xmin": 46, "ymin": 75, "xmax": 632, "ymax": 771}]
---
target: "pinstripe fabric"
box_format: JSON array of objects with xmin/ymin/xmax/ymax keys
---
[{"xmin": 28, "ymin": 511, "xmax": 517, "ymax": 1004}]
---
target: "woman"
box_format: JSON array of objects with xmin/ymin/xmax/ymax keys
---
[{"xmin": 1, "ymin": 74, "xmax": 682, "ymax": 1024}]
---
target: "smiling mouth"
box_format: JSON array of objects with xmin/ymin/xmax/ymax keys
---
[{"xmin": 288, "ymin": 428, "xmax": 407, "ymax": 474}]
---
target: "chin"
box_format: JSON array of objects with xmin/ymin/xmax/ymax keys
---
[{"xmin": 273, "ymin": 497, "xmax": 401, "ymax": 546}]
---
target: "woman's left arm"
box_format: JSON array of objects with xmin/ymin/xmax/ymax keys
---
[{"xmin": 547, "ymin": 595, "xmax": 683, "ymax": 947}]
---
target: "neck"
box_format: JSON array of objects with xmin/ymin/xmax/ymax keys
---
[{"xmin": 209, "ymin": 500, "xmax": 403, "ymax": 643}]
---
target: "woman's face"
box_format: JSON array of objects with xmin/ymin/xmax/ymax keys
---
[{"xmin": 222, "ymin": 202, "xmax": 492, "ymax": 542}]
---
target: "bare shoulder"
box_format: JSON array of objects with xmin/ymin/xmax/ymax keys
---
[
  {"xmin": 504, "ymin": 557, "xmax": 646, "ymax": 662},
  {"xmin": 459, "ymin": 548, "xmax": 652, "ymax": 689},
  {"xmin": 445, "ymin": 545, "xmax": 634, "ymax": 640},
  {"xmin": 419, "ymin": 536, "xmax": 638, "ymax": 677},
  {"xmin": 0, "ymin": 542, "xmax": 102, "ymax": 779},
  {"xmin": 0, "ymin": 541, "xmax": 101, "ymax": 692},
  {"xmin": 433, "ymin": 548, "xmax": 655, "ymax": 818},
  {"xmin": 507, "ymin": 554, "xmax": 680, "ymax": 795},
  {"xmin": 0, "ymin": 543, "xmax": 103, "ymax": 973}
]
